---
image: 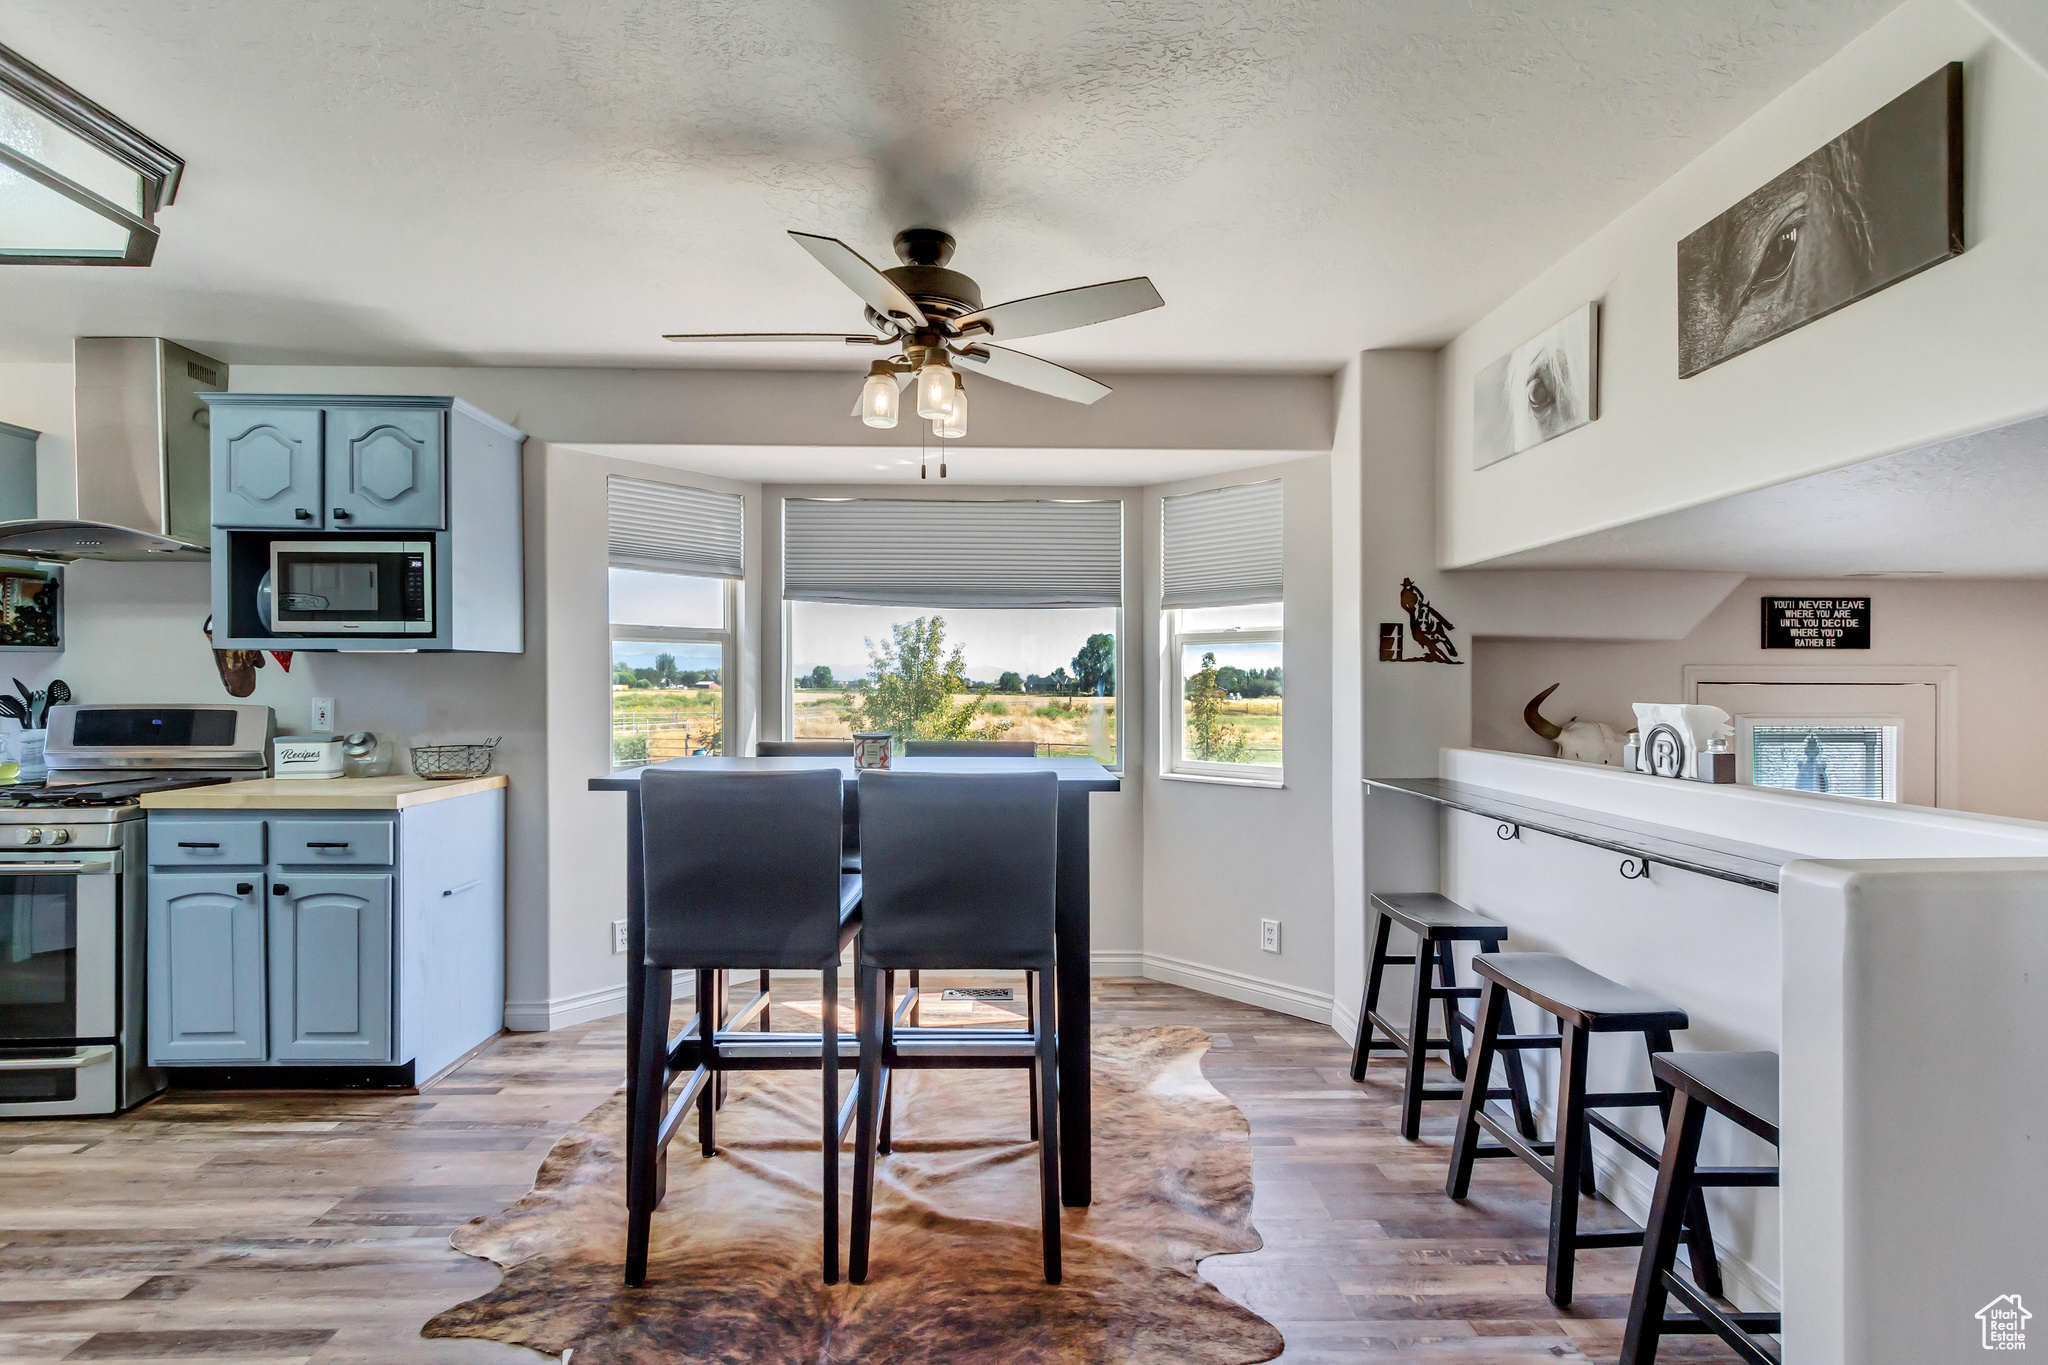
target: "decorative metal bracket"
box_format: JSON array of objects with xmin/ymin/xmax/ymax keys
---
[
  {"xmin": 1496, "ymin": 822, "xmax": 1521, "ymax": 841},
  {"xmin": 1619, "ymin": 857, "xmax": 1652, "ymax": 881}
]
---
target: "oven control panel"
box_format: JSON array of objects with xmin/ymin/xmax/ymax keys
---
[{"xmin": 0, "ymin": 824, "xmax": 126, "ymax": 850}]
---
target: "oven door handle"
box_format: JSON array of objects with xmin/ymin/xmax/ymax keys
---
[
  {"xmin": 0, "ymin": 859, "xmax": 116, "ymax": 875},
  {"xmin": 0, "ymin": 1045, "xmax": 115, "ymax": 1072}
]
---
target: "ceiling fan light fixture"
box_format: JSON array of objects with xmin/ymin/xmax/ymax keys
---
[
  {"xmin": 859, "ymin": 362, "xmax": 899, "ymax": 429},
  {"xmin": 915, "ymin": 354, "xmax": 956, "ymax": 420},
  {"xmin": 936, "ymin": 375, "xmax": 966, "ymax": 439}
]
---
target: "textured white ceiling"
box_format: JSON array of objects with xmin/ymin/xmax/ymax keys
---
[
  {"xmin": 0, "ymin": 1, "xmax": 1893, "ymax": 370},
  {"xmin": 1480, "ymin": 413, "xmax": 2048, "ymax": 577}
]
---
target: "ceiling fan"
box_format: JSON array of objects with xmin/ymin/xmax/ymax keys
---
[{"xmin": 664, "ymin": 228, "xmax": 1163, "ymax": 445}]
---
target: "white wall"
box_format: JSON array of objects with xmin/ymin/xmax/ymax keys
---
[
  {"xmin": 1438, "ymin": 0, "xmax": 2048, "ymax": 567},
  {"xmin": 1141, "ymin": 455, "xmax": 1335, "ymax": 1020},
  {"xmin": 1474, "ymin": 576, "xmax": 2048, "ymax": 821}
]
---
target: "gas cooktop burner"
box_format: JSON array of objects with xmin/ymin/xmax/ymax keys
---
[{"xmin": 0, "ymin": 773, "xmax": 237, "ymax": 810}]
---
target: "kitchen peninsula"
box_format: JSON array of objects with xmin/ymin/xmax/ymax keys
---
[
  {"xmin": 1362, "ymin": 749, "xmax": 2048, "ymax": 1365},
  {"xmin": 140, "ymin": 775, "xmax": 507, "ymax": 1085}
]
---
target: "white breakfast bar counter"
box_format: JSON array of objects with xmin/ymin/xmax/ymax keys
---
[{"xmin": 1360, "ymin": 749, "xmax": 2048, "ymax": 1365}]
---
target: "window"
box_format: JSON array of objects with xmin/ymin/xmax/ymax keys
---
[
  {"xmin": 610, "ymin": 569, "xmax": 733, "ymax": 767},
  {"xmin": 1168, "ymin": 603, "xmax": 1282, "ymax": 780},
  {"xmin": 1160, "ymin": 480, "xmax": 1283, "ymax": 782},
  {"xmin": 780, "ymin": 497, "xmax": 1123, "ymax": 764},
  {"xmin": 607, "ymin": 477, "xmax": 745, "ymax": 769},
  {"xmin": 788, "ymin": 601, "xmax": 1118, "ymax": 762},
  {"xmin": 1741, "ymin": 718, "xmax": 1898, "ymax": 803}
]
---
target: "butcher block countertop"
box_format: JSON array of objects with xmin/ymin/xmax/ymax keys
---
[{"xmin": 140, "ymin": 774, "xmax": 507, "ymax": 811}]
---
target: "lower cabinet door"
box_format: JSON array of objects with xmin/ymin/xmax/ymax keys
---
[
  {"xmin": 268, "ymin": 873, "xmax": 393, "ymax": 1062},
  {"xmin": 149, "ymin": 873, "xmax": 267, "ymax": 1063}
]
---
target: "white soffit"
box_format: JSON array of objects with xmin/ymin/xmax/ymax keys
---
[
  {"xmin": 1478, "ymin": 413, "xmax": 2048, "ymax": 578},
  {"xmin": 562, "ymin": 443, "xmax": 1294, "ymax": 487},
  {"xmin": 0, "ymin": 1, "xmax": 1897, "ymax": 369}
]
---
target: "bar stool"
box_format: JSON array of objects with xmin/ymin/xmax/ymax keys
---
[
  {"xmin": 849, "ymin": 768, "xmax": 1062, "ymax": 1284},
  {"xmin": 1348, "ymin": 892, "xmax": 1537, "ymax": 1141},
  {"xmin": 1621, "ymin": 1051, "xmax": 1782, "ymax": 1365},
  {"xmin": 1445, "ymin": 952, "xmax": 1723, "ymax": 1309},
  {"xmin": 754, "ymin": 740, "xmax": 861, "ymax": 1027},
  {"xmin": 624, "ymin": 768, "xmax": 865, "ymax": 1287}
]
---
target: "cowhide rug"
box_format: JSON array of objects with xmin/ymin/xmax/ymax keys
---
[{"xmin": 424, "ymin": 1023, "xmax": 1282, "ymax": 1364}]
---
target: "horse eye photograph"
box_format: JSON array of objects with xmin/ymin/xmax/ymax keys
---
[{"xmin": 1, "ymin": 2, "xmax": 2044, "ymax": 1363}]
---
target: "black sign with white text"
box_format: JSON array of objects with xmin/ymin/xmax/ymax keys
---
[{"xmin": 1761, "ymin": 597, "xmax": 1871, "ymax": 649}]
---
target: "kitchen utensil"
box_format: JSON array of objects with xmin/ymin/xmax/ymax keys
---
[
  {"xmin": 12, "ymin": 679, "xmax": 45, "ymax": 729},
  {"xmin": 0, "ymin": 696, "xmax": 25, "ymax": 724},
  {"xmin": 409, "ymin": 737, "xmax": 499, "ymax": 780},
  {"xmin": 45, "ymin": 680, "xmax": 71, "ymax": 711}
]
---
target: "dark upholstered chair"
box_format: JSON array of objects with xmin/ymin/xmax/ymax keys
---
[
  {"xmin": 902, "ymin": 739, "xmax": 1038, "ymax": 757},
  {"xmin": 757, "ymin": 740, "xmax": 857, "ymax": 756},
  {"xmin": 848, "ymin": 769, "xmax": 1062, "ymax": 1284},
  {"xmin": 625, "ymin": 768, "xmax": 863, "ymax": 1287}
]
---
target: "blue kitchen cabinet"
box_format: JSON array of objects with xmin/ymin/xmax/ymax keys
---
[
  {"xmin": 324, "ymin": 406, "xmax": 446, "ymax": 530},
  {"xmin": 211, "ymin": 404, "xmax": 325, "ymax": 529},
  {"xmin": 147, "ymin": 873, "xmax": 268, "ymax": 1062},
  {"xmin": 267, "ymin": 872, "xmax": 392, "ymax": 1061},
  {"xmin": 145, "ymin": 784, "xmax": 505, "ymax": 1081}
]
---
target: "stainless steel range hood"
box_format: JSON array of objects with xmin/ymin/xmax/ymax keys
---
[{"xmin": 0, "ymin": 338, "xmax": 226, "ymax": 562}]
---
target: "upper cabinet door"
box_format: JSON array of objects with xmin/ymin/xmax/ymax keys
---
[
  {"xmin": 212, "ymin": 406, "xmax": 324, "ymax": 529},
  {"xmin": 325, "ymin": 407, "xmax": 446, "ymax": 529}
]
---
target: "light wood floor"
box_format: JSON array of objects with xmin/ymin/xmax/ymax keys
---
[{"xmin": 0, "ymin": 980, "xmax": 1749, "ymax": 1363}]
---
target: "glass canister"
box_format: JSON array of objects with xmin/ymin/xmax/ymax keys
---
[{"xmin": 853, "ymin": 732, "xmax": 893, "ymax": 770}]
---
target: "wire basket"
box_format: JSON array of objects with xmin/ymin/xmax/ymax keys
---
[{"xmin": 409, "ymin": 737, "xmax": 500, "ymax": 781}]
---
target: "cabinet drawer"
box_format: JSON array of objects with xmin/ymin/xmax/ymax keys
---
[
  {"xmin": 150, "ymin": 819, "xmax": 265, "ymax": 867},
  {"xmin": 272, "ymin": 819, "xmax": 394, "ymax": 866}
]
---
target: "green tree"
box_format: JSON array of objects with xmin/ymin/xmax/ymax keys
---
[
  {"xmin": 803, "ymin": 664, "xmax": 837, "ymax": 691},
  {"xmin": 1071, "ymin": 633, "xmax": 1115, "ymax": 696},
  {"xmin": 843, "ymin": 615, "xmax": 1013, "ymax": 744},
  {"xmin": 996, "ymin": 671, "xmax": 1025, "ymax": 694},
  {"xmin": 613, "ymin": 662, "xmax": 635, "ymax": 686},
  {"xmin": 1186, "ymin": 651, "xmax": 1250, "ymax": 762},
  {"xmin": 653, "ymin": 652, "xmax": 679, "ymax": 686}
]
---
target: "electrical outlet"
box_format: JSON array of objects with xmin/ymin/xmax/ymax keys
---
[
  {"xmin": 612, "ymin": 920, "xmax": 628, "ymax": 955},
  {"xmin": 311, "ymin": 697, "xmax": 335, "ymax": 733},
  {"xmin": 1260, "ymin": 918, "xmax": 1281, "ymax": 954}
]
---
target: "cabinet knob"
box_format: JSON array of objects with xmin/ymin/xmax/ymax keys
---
[
  {"xmin": 294, "ymin": 508, "xmax": 313, "ymax": 520},
  {"xmin": 236, "ymin": 882, "xmax": 253, "ymax": 895},
  {"xmin": 271, "ymin": 883, "xmax": 290, "ymax": 895},
  {"xmin": 331, "ymin": 508, "xmax": 351, "ymax": 520}
]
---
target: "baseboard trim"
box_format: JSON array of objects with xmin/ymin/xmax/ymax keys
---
[
  {"xmin": 1139, "ymin": 952, "xmax": 1334, "ymax": 1024},
  {"xmin": 1090, "ymin": 949, "xmax": 1146, "ymax": 976},
  {"xmin": 503, "ymin": 975, "xmax": 694, "ymax": 1032}
]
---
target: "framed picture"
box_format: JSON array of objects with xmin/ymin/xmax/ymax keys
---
[
  {"xmin": 1678, "ymin": 63, "xmax": 1963, "ymax": 378},
  {"xmin": 1472, "ymin": 302, "xmax": 1600, "ymax": 470},
  {"xmin": 0, "ymin": 558, "xmax": 59, "ymax": 652}
]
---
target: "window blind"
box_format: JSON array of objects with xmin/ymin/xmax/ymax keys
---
[
  {"xmin": 608, "ymin": 477, "xmax": 745, "ymax": 578},
  {"xmin": 1161, "ymin": 479, "xmax": 1283, "ymax": 608},
  {"xmin": 782, "ymin": 498, "xmax": 1122, "ymax": 607}
]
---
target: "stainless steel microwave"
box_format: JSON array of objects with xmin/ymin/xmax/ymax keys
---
[{"xmin": 260, "ymin": 540, "xmax": 434, "ymax": 635}]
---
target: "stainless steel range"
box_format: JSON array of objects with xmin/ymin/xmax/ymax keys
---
[{"xmin": 0, "ymin": 704, "xmax": 273, "ymax": 1117}]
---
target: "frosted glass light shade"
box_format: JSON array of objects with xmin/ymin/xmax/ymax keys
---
[
  {"xmin": 916, "ymin": 357, "xmax": 955, "ymax": 420},
  {"xmin": 936, "ymin": 377, "xmax": 966, "ymax": 438},
  {"xmin": 860, "ymin": 371, "xmax": 899, "ymax": 428}
]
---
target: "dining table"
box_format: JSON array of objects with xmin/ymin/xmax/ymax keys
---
[{"xmin": 588, "ymin": 753, "xmax": 1122, "ymax": 1207}]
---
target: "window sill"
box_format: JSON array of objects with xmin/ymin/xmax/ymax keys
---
[{"xmin": 1158, "ymin": 770, "xmax": 1286, "ymax": 790}]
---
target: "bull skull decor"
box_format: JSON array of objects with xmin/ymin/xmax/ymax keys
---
[{"xmin": 1524, "ymin": 684, "xmax": 1629, "ymax": 766}]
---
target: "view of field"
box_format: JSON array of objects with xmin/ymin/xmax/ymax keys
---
[
  {"xmin": 611, "ymin": 686, "xmax": 721, "ymax": 765},
  {"xmin": 793, "ymin": 690, "xmax": 1118, "ymax": 761}
]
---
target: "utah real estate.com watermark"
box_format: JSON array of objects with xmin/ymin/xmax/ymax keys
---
[{"xmin": 1979, "ymin": 1295, "xmax": 2031, "ymax": 1351}]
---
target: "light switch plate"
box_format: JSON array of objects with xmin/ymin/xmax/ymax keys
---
[
  {"xmin": 1260, "ymin": 918, "xmax": 1281, "ymax": 953},
  {"xmin": 311, "ymin": 696, "xmax": 335, "ymax": 732},
  {"xmin": 612, "ymin": 920, "xmax": 628, "ymax": 955}
]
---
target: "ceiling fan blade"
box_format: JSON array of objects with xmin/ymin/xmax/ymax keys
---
[
  {"xmin": 955, "ymin": 345, "xmax": 1111, "ymax": 405},
  {"xmin": 788, "ymin": 232, "xmax": 929, "ymax": 329},
  {"xmin": 663, "ymin": 333, "xmax": 885, "ymax": 343},
  {"xmin": 953, "ymin": 277, "xmax": 1162, "ymax": 342}
]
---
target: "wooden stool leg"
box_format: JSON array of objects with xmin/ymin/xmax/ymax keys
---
[
  {"xmin": 1644, "ymin": 1028, "xmax": 1724, "ymax": 1298},
  {"xmin": 714, "ymin": 970, "xmax": 731, "ymax": 1109},
  {"xmin": 1446, "ymin": 979, "xmax": 1508, "ymax": 1199},
  {"xmin": 1399, "ymin": 930, "xmax": 1435, "ymax": 1140},
  {"xmin": 624, "ymin": 965, "xmax": 671, "ymax": 1287},
  {"xmin": 1619, "ymin": 1088, "xmax": 1709, "ymax": 1365},
  {"xmin": 760, "ymin": 968, "xmax": 772, "ymax": 1031},
  {"xmin": 1437, "ymin": 940, "xmax": 1469, "ymax": 1083},
  {"xmin": 849, "ymin": 965, "xmax": 884, "ymax": 1284},
  {"xmin": 1026, "ymin": 970, "xmax": 1040, "ymax": 1140},
  {"xmin": 909, "ymin": 968, "xmax": 920, "ymax": 1026},
  {"xmin": 1480, "ymin": 943, "xmax": 1540, "ymax": 1140},
  {"xmin": 879, "ymin": 970, "xmax": 896, "ymax": 1156},
  {"xmin": 1034, "ymin": 964, "xmax": 1062, "ymax": 1284},
  {"xmin": 1546, "ymin": 1022, "xmax": 1592, "ymax": 1308},
  {"xmin": 696, "ymin": 969, "xmax": 717, "ymax": 1157},
  {"xmin": 1350, "ymin": 909, "xmax": 1396, "ymax": 1080},
  {"xmin": 820, "ymin": 961, "xmax": 840, "ymax": 1284}
]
